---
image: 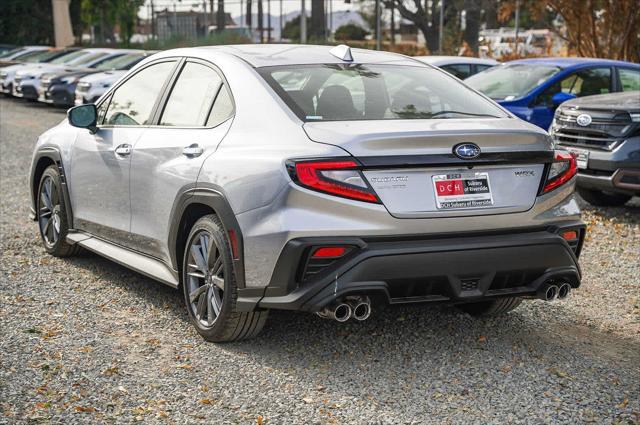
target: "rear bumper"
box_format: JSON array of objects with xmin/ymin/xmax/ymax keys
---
[{"xmin": 236, "ymin": 223, "xmax": 585, "ymax": 312}]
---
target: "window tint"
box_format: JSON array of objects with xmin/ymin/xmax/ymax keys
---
[
  {"xmin": 161, "ymin": 62, "xmax": 223, "ymax": 126},
  {"xmin": 619, "ymin": 68, "xmax": 640, "ymax": 92},
  {"xmin": 441, "ymin": 64, "xmax": 472, "ymax": 79},
  {"xmin": 206, "ymin": 84, "xmax": 234, "ymax": 127},
  {"xmin": 262, "ymin": 64, "xmax": 507, "ymax": 122},
  {"xmin": 536, "ymin": 67, "xmax": 611, "ymax": 106},
  {"xmin": 104, "ymin": 61, "xmax": 175, "ymax": 126}
]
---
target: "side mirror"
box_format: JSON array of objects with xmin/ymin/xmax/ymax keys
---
[
  {"xmin": 67, "ymin": 104, "xmax": 97, "ymax": 133},
  {"xmin": 551, "ymin": 92, "xmax": 576, "ymax": 107}
]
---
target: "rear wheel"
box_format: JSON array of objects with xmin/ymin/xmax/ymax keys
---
[
  {"xmin": 578, "ymin": 188, "xmax": 631, "ymax": 207},
  {"xmin": 182, "ymin": 214, "xmax": 268, "ymax": 342},
  {"xmin": 458, "ymin": 297, "xmax": 522, "ymax": 316},
  {"xmin": 36, "ymin": 165, "xmax": 80, "ymax": 257}
]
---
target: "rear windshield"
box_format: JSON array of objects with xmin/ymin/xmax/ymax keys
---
[
  {"xmin": 466, "ymin": 64, "xmax": 561, "ymax": 100},
  {"xmin": 259, "ymin": 64, "xmax": 507, "ymax": 122}
]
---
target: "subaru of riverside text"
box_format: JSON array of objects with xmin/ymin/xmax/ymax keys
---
[{"xmin": 29, "ymin": 45, "xmax": 585, "ymax": 342}]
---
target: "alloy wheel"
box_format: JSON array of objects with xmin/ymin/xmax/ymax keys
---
[
  {"xmin": 186, "ymin": 230, "xmax": 225, "ymax": 327},
  {"xmin": 38, "ymin": 176, "xmax": 61, "ymax": 247}
]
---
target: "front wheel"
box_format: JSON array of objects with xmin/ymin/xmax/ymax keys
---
[
  {"xmin": 182, "ymin": 214, "xmax": 268, "ymax": 342},
  {"xmin": 457, "ymin": 297, "xmax": 522, "ymax": 316},
  {"xmin": 36, "ymin": 165, "xmax": 80, "ymax": 257}
]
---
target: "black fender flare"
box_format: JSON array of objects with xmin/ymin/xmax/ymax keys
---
[
  {"xmin": 30, "ymin": 147, "xmax": 74, "ymax": 229},
  {"xmin": 168, "ymin": 184, "xmax": 248, "ymax": 290}
]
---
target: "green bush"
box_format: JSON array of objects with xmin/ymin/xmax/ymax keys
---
[{"xmin": 334, "ymin": 23, "xmax": 368, "ymax": 41}]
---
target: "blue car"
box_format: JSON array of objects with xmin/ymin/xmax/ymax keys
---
[{"xmin": 465, "ymin": 58, "xmax": 640, "ymax": 130}]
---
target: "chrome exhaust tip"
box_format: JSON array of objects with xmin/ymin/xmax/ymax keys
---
[
  {"xmin": 557, "ymin": 283, "xmax": 571, "ymax": 300},
  {"xmin": 352, "ymin": 297, "xmax": 371, "ymax": 321},
  {"xmin": 317, "ymin": 302, "xmax": 352, "ymax": 322},
  {"xmin": 545, "ymin": 285, "xmax": 559, "ymax": 301}
]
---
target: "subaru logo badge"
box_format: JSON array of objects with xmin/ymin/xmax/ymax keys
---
[
  {"xmin": 454, "ymin": 143, "xmax": 481, "ymax": 159},
  {"xmin": 576, "ymin": 114, "xmax": 592, "ymax": 127}
]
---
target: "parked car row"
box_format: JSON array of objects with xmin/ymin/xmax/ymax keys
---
[{"xmin": 0, "ymin": 47, "xmax": 154, "ymax": 107}]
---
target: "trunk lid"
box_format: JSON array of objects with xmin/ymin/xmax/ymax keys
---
[{"xmin": 303, "ymin": 118, "xmax": 553, "ymax": 218}]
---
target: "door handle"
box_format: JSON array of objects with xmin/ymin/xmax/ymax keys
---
[
  {"xmin": 183, "ymin": 144, "xmax": 203, "ymax": 158},
  {"xmin": 114, "ymin": 144, "xmax": 132, "ymax": 156}
]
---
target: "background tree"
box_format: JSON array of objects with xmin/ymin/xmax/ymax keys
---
[
  {"xmin": 0, "ymin": 0, "xmax": 55, "ymax": 45},
  {"xmin": 217, "ymin": 0, "xmax": 226, "ymax": 32},
  {"xmin": 500, "ymin": 0, "xmax": 639, "ymax": 62},
  {"xmin": 334, "ymin": 23, "xmax": 369, "ymax": 41},
  {"xmin": 310, "ymin": 0, "xmax": 326, "ymax": 40},
  {"xmin": 386, "ymin": 0, "xmax": 445, "ymax": 53},
  {"xmin": 282, "ymin": 15, "xmax": 312, "ymax": 41}
]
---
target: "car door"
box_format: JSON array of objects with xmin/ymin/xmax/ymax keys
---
[
  {"xmin": 129, "ymin": 58, "xmax": 235, "ymax": 262},
  {"xmin": 68, "ymin": 59, "xmax": 178, "ymax": 246},
  {"xmin": 530, "ymin": 67, "xmax": 613, "ymax": 129}
]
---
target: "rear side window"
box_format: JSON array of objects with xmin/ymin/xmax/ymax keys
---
[
  {"xmin": 619, "ymin": 68, "xmax": 640, "ymax": 91},
  {"xmin": 441, "ymin": 64, "xmax": 472, "ymax": 79},
  {"xmin": 103, "ymin": 61, "xmax": 176, "ymax": 126},
  {"xmin": 260, "ymin": 64, "xmax": 507, "ymax": 121},
  {"xmin": 536, "ymin": 67, "xmax": 612, "ymax": 106},
  {"xmin": 160, "ymin": 62, "xmax": 226, "ymax": 127}
]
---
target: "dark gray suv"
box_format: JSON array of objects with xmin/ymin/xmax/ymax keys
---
[{"xmin": 550, "ymin": 91, "xmax": 640, "ymax": 206}]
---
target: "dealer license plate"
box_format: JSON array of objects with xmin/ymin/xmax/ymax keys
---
[
  {"xmin": 432, "ymin": 172, "xmax": 493, "ymax": 209},
  {"xmin": 565, "ymin": 147, "xmax": 589, "ymax": 169}
]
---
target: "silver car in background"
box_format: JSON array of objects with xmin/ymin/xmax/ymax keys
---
[{"xmin": 29, "ymin": 45, "xmax": 585, "ymax": 342}]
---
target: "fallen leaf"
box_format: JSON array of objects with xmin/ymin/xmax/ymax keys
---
[
  {"xmin": 102, "ymin": 366, "xmax": 119, "ymax": 376},
  {"xmin": 302, "ymin": 397, "xmax": 313, "ymax": 404},
  {"xmin": 176, "ymin": 364, "xmax": 192, "ymax": 370},
  {"xmin": 256, "ymin": 415, "xmax": 264, "ymax": 425},
  {"xmin": 199, "ymin": 399, "xmax": 214, "ymax": 405},
  {"xmin": 74, "ymin": 406, "xmax": 96, "ymax": 413},
  {"xmin": 618, "ymin": 398, "xmax": 629, "ymax": 408},
  {"xmin": 478, "ymin": 335, "xmax": 487, "ymax": 343}
]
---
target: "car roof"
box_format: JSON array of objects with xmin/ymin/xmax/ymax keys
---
[
  {"xmin": 413, "ymin": 56, "xmax": 498, "ymax": 66},
  {"xmin": 506, "ymin": 57, "xmax": 638, "ymax": 68},
  {"xmin": 154, "ymin": 44, "xmax": 421, "ymax": 68}
]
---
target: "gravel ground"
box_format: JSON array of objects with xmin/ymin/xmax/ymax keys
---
[{"xmin": 1, "ymin": 97, "xmax": 639, "ymax": 424}]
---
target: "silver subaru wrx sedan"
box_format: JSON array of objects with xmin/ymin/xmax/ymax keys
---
[{"xmin": 29, "ymin": 45, "xmax": 585, "ymax": 342}]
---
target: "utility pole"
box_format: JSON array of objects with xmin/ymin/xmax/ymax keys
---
[
  {"xmin": 390, "ymin": 1, "xmax": 394, "ymax": 46},
  {"xmin": 375, "ymin": 0, "xmax": 380, "ymax": 50},
  {"xmin": 279, "ymin": 0, "xmax": 283, "ymax": 40},
  {"xmin": 438, "ymin": 0, "xmax": 444, "ymax": 53},
  {"xmin": 240, "ymin": 0, "xmax": 243, "ymax": 28},
  {"xmin": 267, "ymin": 0, "xmax": 271, "ymax": 41},
  {"xmin": 258, "ymin": 0, "xmax": 264, "ymax": 42},
  {"xmin": 514, "ymin": 0, "xmax": 520, "ymax": 57},
  {"xmin": 300, "ymin": 0, "xmax": 307, "ymax": 43},
  {"xmin": 173, "ymin": 1, "xmax": 177, "ymax": 37},
  {"xmin": 150, "ymin": 0, "xmax": 156, "ymax": 40}
]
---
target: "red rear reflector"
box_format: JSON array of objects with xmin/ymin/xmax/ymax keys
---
[
  {"xmin": 561, "ymin": 230, "xmax": 578, "ymax": 241},
  {"xmin": 228, "ymin": 229, "xmax": 239, "ymax": 260},
  {"xmin": 312, "ymin": 247, "xmax": 347, "ymax": 258}
]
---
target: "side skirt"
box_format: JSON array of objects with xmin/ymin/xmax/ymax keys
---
[{"xmin": 67, "ymin": 231, "xmax": 179, "ymax": 288}]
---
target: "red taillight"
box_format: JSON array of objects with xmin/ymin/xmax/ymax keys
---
[
  {"xmin": 542, "ymin": 150, "xmax": 578, "ymax": 193},
  {"xmin": 292, "ymin": 160, "xmax": 380, "ymax": 203},
  {"xmin": 561, "ymin": 230, "xmax": 578, "ymax": 241},
  {"xmin": 312, "ymin": 247, "xmax": 347, "ymax": 258}
]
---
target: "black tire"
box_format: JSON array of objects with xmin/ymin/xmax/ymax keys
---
[
  {"xmin": 182, "ymin": 214, "xmax": 268, "ymax": 342},
  {"xmin": 36, "ymin": 165, "xmax": 80, "ymax": 257},
  {"xmin": 578, "ymin": 188, "xmax": 631, "ymax": 207},
  {"xmin": 458, "ymin": 297, "xmax": 522, "ymax": 316}
]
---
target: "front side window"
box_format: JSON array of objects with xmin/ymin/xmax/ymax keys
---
[
  {"xmin": 94, "ymin": 54, "xmax": 144, "ymax": 71},
  {"xmin": 465, "ymin": 64, "xmax": 561, "ymax": 100},
  {"xmin": 160, "ymin": 62, "xmax": 227, "ymax": 127},
  {"xmin": 619, "ymin": 68, "xmax": 640, "ymax": 92},
  {"xmin": 103, "ymin": 61, "xmax": 175, "ymax": 126},
  {"xmin": 260, "ymin": 64, "xmax": 507, "ymax": 122},
  {"xmin": 535, "ymin": 67, "xmax": 612, "ymax": 106}
]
